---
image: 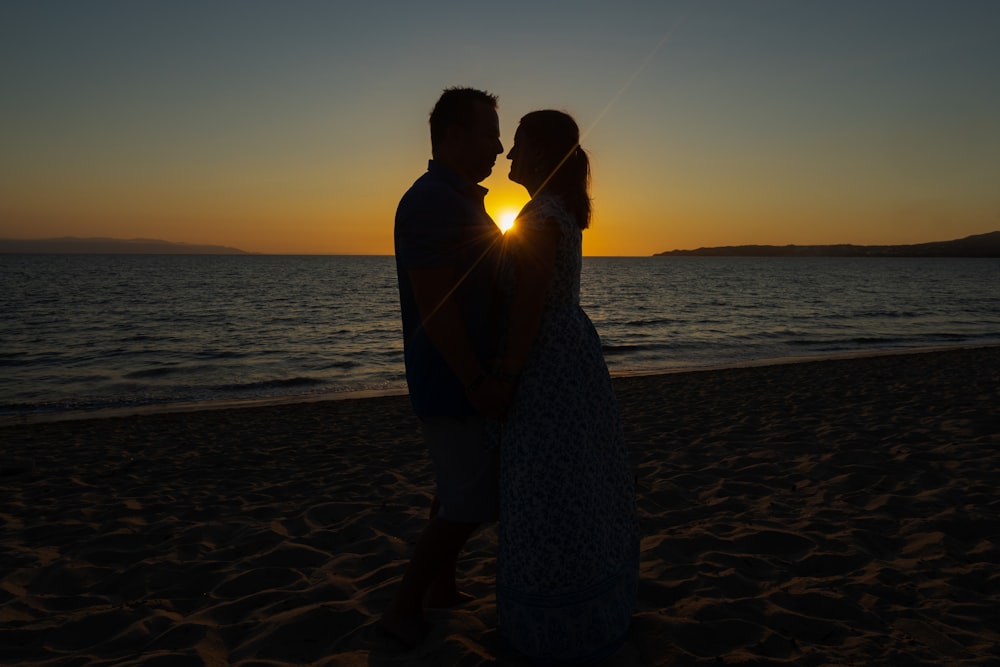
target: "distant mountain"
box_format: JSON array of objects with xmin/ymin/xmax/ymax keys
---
[
  {"xmin": 654, "ymin": 231, "xmax": 1000, "ymax": 258},
  {"xmin": 0, "ymin": 237, "xmax": 251, "ymax": 255}
]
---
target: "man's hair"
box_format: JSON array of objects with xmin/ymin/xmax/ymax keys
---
[{"xmin": 429, "ymin": 87, "xmax": 498, "ymax": 149}]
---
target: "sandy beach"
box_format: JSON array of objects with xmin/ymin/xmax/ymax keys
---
[{"xmin": 2, "ymin": 346, "xmax": 998, "ymax": 666}]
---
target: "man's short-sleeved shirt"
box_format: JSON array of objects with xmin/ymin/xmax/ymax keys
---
[{"xmin": 394, "ymin": 160, "xmax": 502, "ymax": 416}]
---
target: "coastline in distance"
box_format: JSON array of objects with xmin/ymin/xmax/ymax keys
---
[
  {"xmin": 0, "ymin": 237, "xmax": 251, "ymax": 255},
  {"xmin": 655, "ymin": 231, "xmax": 1000, "ymax": 258}
]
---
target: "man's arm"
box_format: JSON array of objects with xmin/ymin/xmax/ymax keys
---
[
  {"xmin": 408, "ymin": 266, "xmax": 509, "ymax": 417},
  {"xmin": 408, "ymin": 266, "xmax": 485, "ymax": 388}
]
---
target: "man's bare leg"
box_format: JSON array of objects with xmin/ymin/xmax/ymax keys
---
[
  {"xmin": 378, "ymin": 515, "xmax": 479, "ymax": 647},
  {"xmin": 422, "ymin": 495, "xmax": 475, "ymax": 608}
]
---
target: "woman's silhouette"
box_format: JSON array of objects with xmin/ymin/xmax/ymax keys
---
[{"xmin": 496, "ymin": 110, "xmax": 639, "ymax": 664}]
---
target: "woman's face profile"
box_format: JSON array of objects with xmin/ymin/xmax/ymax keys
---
[{"xmin": 506, "ymin": 127, "xmax": 537, "ymax": 188}]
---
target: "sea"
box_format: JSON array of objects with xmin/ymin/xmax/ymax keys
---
[{"xmin": 2, "ymin": 254, "xmax": 999, "ymax": 423}]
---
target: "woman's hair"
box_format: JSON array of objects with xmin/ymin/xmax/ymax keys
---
[{"xmin": 518, "ymin": 110, "xmax": 591, "ymax": 229}]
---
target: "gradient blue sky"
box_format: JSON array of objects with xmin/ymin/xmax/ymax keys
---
[{"xmin": 2, "ymin": 1, "xmax": 998, "ymax": 255}]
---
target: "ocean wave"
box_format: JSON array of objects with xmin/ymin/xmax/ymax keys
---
[
  {"xmin": 196, "ymin": 350, "xmax": 250, "ymax": 360},
  {"xmin": 211, "ymin": 377, "xmax": 328, "ymax": 393},
  {"xmin": 313, "ymin": 360, "xmax": 361, "ymax": 371},
  {"xmin": 850, "ymin": 309, "xmax": 925, "ymax": 319},
  {"xmin": 123, "ymin": 366, "xmax": 183, "ymax": 379}
]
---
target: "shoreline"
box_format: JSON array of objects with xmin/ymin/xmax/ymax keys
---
[{"xmin": 4, "ymin": 343, "xmax": 998, "ymax": 427}]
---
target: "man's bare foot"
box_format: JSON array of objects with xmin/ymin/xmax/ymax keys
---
[
  {"xmin": 424, "ymin": 589, "xmax": 475, "ymax": 609},
  {"xmin": 377, "ymin": 611, "xmax": 430, "ymax": 649}
]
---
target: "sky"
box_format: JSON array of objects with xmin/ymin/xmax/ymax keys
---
[{"xmin": 2, "ymin": 1, "xmax": 999, "ymax": 256}]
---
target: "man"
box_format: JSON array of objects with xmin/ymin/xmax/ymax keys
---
[{"xmin": 380, "ymin": 87, "xmax": 507, "ymax": 647}]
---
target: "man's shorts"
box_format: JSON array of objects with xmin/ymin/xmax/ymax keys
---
[{"xmin": 421, "ymin": 415, "xmax": 499, "ymax": 523}]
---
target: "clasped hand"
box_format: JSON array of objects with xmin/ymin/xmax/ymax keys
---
[{"xmin": 466, "ymin": 374, "xmax": 516, "ymax": 419}]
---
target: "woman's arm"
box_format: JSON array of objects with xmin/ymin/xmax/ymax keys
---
[{"xmin": 499, "ymin": 220, "xmax": 561, "ymax": 379}]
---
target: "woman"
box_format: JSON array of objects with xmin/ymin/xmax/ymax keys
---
[{"xmin": 496, "ymin": 110, "xmax": 639, "ymax": 664}]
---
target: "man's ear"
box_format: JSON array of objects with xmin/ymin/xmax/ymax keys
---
[{"xmin": 436, "ymin": 126, "xmax": 458, "ymax": 155}]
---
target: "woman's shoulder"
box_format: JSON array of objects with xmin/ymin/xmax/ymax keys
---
[{"xmin": 518, "ymin": 191, "xmax": 573, "ymax": 230}]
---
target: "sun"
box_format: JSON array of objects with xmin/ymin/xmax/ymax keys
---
[
  {"xmin": 487, "ymin": 189, "xmax": 529, "ymax": 233},
  {"xmin": 497, "ymin": 209, "xmax": 518, "ymax": 233}
]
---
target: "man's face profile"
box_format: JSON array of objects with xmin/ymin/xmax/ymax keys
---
[{"xmin": 455, "ymin": 103, "xmax": 503, "ymax": 184}]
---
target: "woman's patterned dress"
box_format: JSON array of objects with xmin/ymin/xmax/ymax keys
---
[{"xmin": 497, "ymin": 191, "xmax": 640, "ymax": 664}]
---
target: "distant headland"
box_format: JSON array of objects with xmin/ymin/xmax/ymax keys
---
[
  {"xmin": 655, "ymin": 231, "xmax": 1000, "ymax": 258},
  {"xmin": 0, "ymin": 237, "xmax": 251, "ymax": 255}
]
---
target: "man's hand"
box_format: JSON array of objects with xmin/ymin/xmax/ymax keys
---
[{"xmin": 466, "ymin": 374, "xmax": 513, "ymax": 419}]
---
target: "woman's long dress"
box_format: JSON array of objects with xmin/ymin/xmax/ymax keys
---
[{"xmin": 497, "ymin": 192, "xmax": 639, "ymax": 664}]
